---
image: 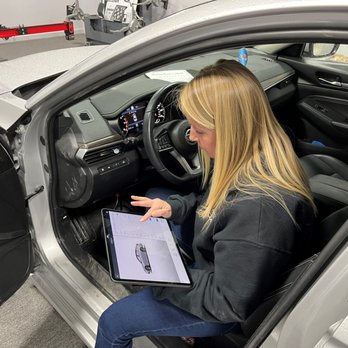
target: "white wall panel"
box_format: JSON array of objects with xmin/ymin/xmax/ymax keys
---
[
  {"xmin": 1, "ymin": 0, "xmax": 99, "ymax": 27},
  {"xmin": 0, "ymin": 0, "xmax": 100, "ymax": 43},
  {"xmin": 0, "ymin": 0, "xmax": 210, "ymax": 43}
]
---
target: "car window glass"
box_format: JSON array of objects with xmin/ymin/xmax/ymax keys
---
[{"xmin": 330, "ymin": 44, "xmax": 348, "ymax": 63}]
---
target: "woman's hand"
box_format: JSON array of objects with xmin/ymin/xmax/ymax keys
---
[{"xmin": 130, "ymin": 195, "xmax": 172, "ymax": 222}]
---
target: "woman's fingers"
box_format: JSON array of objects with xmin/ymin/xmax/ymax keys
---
[
  {"xmin": 140, "ymin": 210, "xmax": 153, "ymax": 222},
  {"xmin": 130, "ymin": 196, "xmax": 172, "ymax": 221},
  {"xmin": 130, "ymin": 195, "xmax": 148, "ymax": 201},
  {"xmin": 130, "ymin": 195, "xmax": 153, "ymax": 208},
  {"xmin": 140, "ymin": 207, "xmax": 169, "ymax": 222}
]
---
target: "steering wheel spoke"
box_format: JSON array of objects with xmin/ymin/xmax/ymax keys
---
[
  {"xmin": 143, "ymin": 82, "xmax": 202, "ymax": 184},
  {"xmin": 169, "ymin": 149, "xmax": 201, "ymax": 176}
]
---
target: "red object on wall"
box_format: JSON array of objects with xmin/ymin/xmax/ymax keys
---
[{"xmin": 0, "ymin": 21, "xmax": 74, "ymax": 40}]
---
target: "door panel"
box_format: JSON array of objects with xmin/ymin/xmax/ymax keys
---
[
  {"xmin": 297, "ymin": 95, "xmax": 348, "ymax": 162},
  {"xmin": 279, "ymin": 54, "xmax": 348, "ymax": 163},
  {"xmin": 0, "ymin": 139, "xmax": 33, "ymax": 304}
]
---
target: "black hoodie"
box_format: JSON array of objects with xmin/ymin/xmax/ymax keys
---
[{"xmin": 153, "ymin": 188, "xmax": 314, "ymax": 323}]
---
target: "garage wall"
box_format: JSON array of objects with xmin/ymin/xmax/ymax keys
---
[
  {"xmin": 1, "ymin": 0, "xmax": 211, "ymax": 43},
  {"xmin": 1, "ymin": 0, "xmax": 99, "ymax": 27},
  {"xmin": 0, "ymin": 0, "xmax": 99, "ymax": 42},
  {"xmin": 1, "ymin": 0, "xmax": 209, "ymax": 25}
]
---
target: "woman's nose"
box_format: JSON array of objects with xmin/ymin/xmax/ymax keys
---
[{"xmin": 189, "ymin": 127, "xmax": 197, "ymax": 142}]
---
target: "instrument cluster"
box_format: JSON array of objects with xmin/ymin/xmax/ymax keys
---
[{"xmin": 118, "ymin": 100, "xmax": 166, "ymax": 136}]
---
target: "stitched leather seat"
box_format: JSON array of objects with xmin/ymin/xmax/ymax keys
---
[{"xmin": 300, "ymin": 154, "xmax": 348, "ymax": 216}]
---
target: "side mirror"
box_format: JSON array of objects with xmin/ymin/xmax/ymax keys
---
[{"xmin": 303, "ymin": 43, "xmax": 340, "ymax": 58}]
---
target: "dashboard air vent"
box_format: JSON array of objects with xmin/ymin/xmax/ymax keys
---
[
  {"xmin": 83, "ymin": 144, "xmax": 122, "ymax": 165},
  {"xmin": 77, "ymin": 110, "xmax": 94, "ymax": 123}
]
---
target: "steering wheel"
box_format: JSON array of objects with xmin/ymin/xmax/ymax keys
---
[{"xmin": 143, "ymin": 82, "xmax": 202, "ymax": 184}]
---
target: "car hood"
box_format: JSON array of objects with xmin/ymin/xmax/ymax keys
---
[
  {"xmin": 0, "ymin": 45, "xmax": 106, "ymax": 95},
  {"xmin": 0, "ymin": 45, "xmax": 106, "ymax": 131}
]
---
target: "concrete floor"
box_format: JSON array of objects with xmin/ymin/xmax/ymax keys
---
[
  {"xmin": 0, "ymin": 277, "xmax": 86, "ymax": 348},
  {"xmin": 0, "ymin": 33, "xmax": 87, "ymax": 61}
]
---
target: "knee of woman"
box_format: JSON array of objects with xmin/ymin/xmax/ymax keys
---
[
  {"xmin": 98, "ymin": 310, "xmax": 109, "ymax": 332},
  {"xmin": 98, "ymin": 307, "xmax": 119, "ymax": 338},
  {"xmin": 98, "ymin": 303, "xmax": 132, "ymax": 338},
  {"xmin": 146, "ymin": 187, "xmax": 178, "ymax": 200}
]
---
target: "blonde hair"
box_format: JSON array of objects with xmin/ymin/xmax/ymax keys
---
[{"xmin": 178, "ymin": 59, "xmax": 315, "ymax": 220}]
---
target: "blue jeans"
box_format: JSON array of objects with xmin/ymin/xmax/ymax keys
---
[{"xmin": 95, "ymin": 287, "xmax": 240, "ymax": 348}]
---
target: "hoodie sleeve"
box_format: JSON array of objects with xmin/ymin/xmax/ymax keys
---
[{"xmin": 166, "ymin": 192, "xmax": 201, "ymax": 224}]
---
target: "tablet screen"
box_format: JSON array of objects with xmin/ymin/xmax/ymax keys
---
[{"xmin": 102, "ymin": 209, "xmax": 192, "ymax": 287}]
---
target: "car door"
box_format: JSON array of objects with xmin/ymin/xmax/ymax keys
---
[
  {"xmin": 278, "ymin": 43, "xmax": 348, "ymax": 163},
  {"xmin": 0, "ymin": 137, "xmax": 33, "ymax": 304},
  {"xmin": 280, "ymin": 43, "xmax": 348, "ymax": 162}
]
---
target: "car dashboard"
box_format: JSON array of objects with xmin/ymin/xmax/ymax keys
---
[{"xmin": 54, "ymin": 49, "xmax": 296, "ymax": 208}]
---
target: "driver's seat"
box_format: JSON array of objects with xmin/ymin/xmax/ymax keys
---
[
  {"xmin": 197, "ymin": 205, "xmax": 348, "ymax": 348},
  {"xmin": 300, "ymin": 154, "xmax": 348, "ymax": 217},
  {"xmin": 300, "ymin": 154, "xmax": 348, "ymax": 180}
]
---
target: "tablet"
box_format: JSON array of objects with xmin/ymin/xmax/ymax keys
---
[{"xmin": 101, "ymin": 209, "xmax": 192, "ymax": 287}]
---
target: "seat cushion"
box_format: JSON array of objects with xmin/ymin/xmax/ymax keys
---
[
  {"xmin": 310, "ymin": 174, "xmax": 348, "ymax": 210},
  {"xmin": 300, "ymin": 154, "xmax": 348, "ymax": 180},
  {"xmin": 300, "ymin": 154, "xmax": 348, "ymax": 216}
]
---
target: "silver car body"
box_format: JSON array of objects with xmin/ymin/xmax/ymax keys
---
[{"xmin": 1, "ymin": 1, "xmax": 348, "ymax": 347}]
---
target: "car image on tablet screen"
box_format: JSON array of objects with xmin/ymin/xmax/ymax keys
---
[{"xmin": 135, "ymin": 243, "xmax": 152, "ymax": 274}]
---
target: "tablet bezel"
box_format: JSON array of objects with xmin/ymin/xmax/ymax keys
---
[{"xmin": 101, "ymin": 208, "xmax": 193, "ymax": 288}]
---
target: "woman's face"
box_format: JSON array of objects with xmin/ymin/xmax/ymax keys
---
[{"xmin": 189, "ymin": 121, "xmax": 216, "ymax": 158}]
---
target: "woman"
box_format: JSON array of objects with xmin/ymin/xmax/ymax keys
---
[{"xmin": 95, "ymin": 59, "xmax": 315, "ymax": 347}]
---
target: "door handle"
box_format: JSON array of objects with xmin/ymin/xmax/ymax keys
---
[
  {"xmin": 318, "ymin": 77, "xmax": 342, "ymax": 87},
  {"xmin": 318, "ymin": 77, "xmax": 348, "ymax": 88}
]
